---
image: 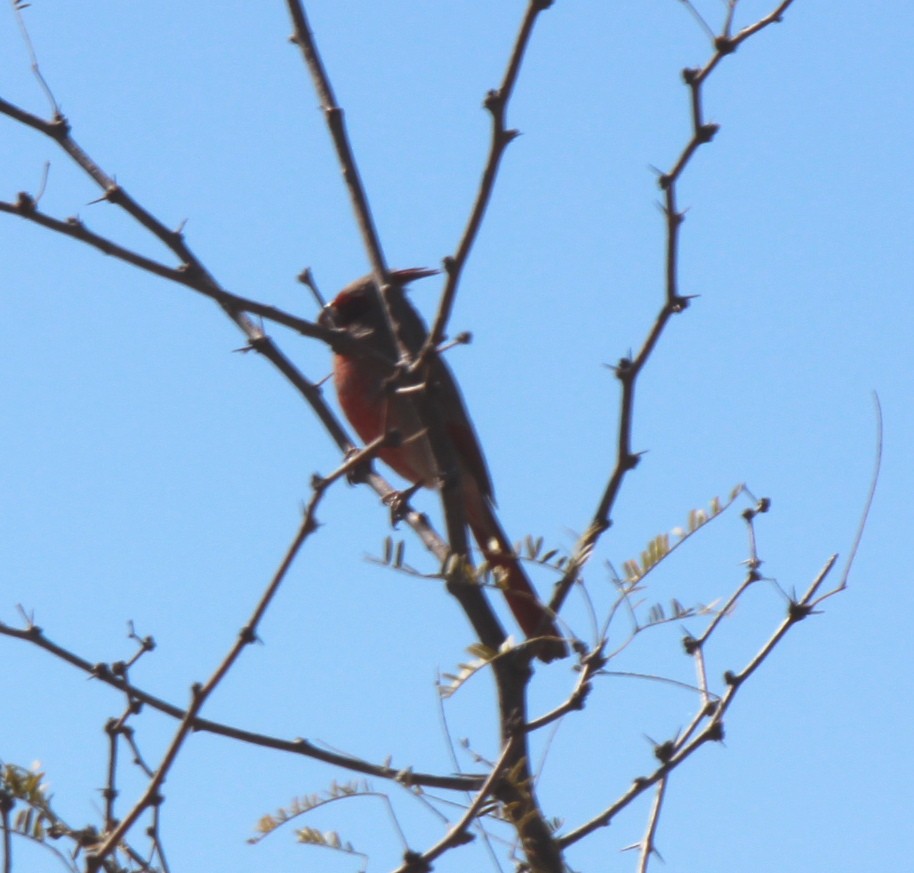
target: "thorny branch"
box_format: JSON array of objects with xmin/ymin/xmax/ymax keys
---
[
  {"xmin": 547, "ymin": 0, "xmax": 798, "ymax": 633},
  {"xmin": 0, "ymin": 444, "xmax": 484, "ymax": 795},
  {"xmin": 423, "ymin": 0, "xmax": 554, "ymax": 358},
  {"xmin": 391, "ymin": 735, "xmax": 522, "ymax": 873},
  {"xmin": 559, "ymin": 549, "xmax": 841, "ymax": 850},
  {"xmin": 0, "ymin": 2, "xmax": 868, "ymax": 873},
  {"xmin": 552, "ymin": 390, "xmax": 878, "ymax": 867},
  {"xmin": 84, "ymin": 428, "xmax": 447, "ymax": 868},
  {"xmin": 636, "ymin": 777, "xmax": 667, "ymax": 873},
  {"xmin": 83, "ymin": 467, "xmax": 330, "ymax": 869},
  {"xmin": 284, "ymin": 0, "xmax": 513, "ymax": 663},
  {"xmin": 285, "ymin": 0, "xmax": 387, "ymax": 286},
  {"xmin": 0, "ymin": 188, "xmax": 321, "ymax": 338},
  {"xmin": 0, "ymin": 49, "xmax": 472, "ymax": 667},
  {"xmin": 0, "ymin": 96, "xmax": 352, "ymax": 451},
  {"xmin": 284, "ymin": 4, "xmax": 565, "ymax": 870}
]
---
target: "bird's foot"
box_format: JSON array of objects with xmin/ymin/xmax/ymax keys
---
[{"xmin": 384, "ymin": 482, "xmax": 422, "ymax": 526}]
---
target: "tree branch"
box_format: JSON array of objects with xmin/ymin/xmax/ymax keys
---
[
  {"xmin": 86, "ymin": 469, "xmax": 331, "ymax": 868},
  {"xmin": 547, "ymin": 0, "xmax": 800, "ymax": 627},
  {"xmin": 423, "ymin": 0, "xmax": 554, "ymax": 355},
  {"xmin": 285, "ymin": 0, "xmax": 388, "ymax": 284},
  {"xmin": 559, "ymin": 551, "xmax": 839, "ymax": 849}
]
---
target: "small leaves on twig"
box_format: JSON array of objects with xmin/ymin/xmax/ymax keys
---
[
  {"xmin": 2, "ymin": 763, "xmax": 53, "ymax": 842},
  {"xmin": 294, "ymin": 825, "xmax": 359, "ymax": 856},
  {"xmin": 250, "ymin": 780, "xmax": 368, "ymax": 846},
  {"xmin": 646, "ymin": 598, "xmax": 695, "ymax": 625},
  {"xmin": 623, "ymin": 485, "xmax": 744, "ymax": 583},
  {"xmin": 438, "ymin": 644, "xmax": 499, "ymax": 698},
  {"xmin": 377, "ymin": 536, "xmax": 409, "ymax": 572},
  {"xmin": 520, "ymin": 535, "xmax": 571, "ymax": 571}
]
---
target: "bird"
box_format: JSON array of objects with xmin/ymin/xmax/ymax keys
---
[{"xmin": 319, "ymin": 269, "xmax": 568, "ymax": 662}]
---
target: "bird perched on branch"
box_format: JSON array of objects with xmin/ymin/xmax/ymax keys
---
[{"xmin": 319, "ymin": 269, "xmax": 567, "ymax": 662}]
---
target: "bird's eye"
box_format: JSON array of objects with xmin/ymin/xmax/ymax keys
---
[{"xmin": 332, "ymin": 290, "xmax": 370, "ymax": 326}]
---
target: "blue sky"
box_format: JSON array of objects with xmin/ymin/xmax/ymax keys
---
[{"xmin": 2, "ymin": 2, "xmax": 912, "ymax": 872}]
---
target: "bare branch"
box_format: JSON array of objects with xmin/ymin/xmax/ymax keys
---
[
  {"xmin": 284, "ymin": 0, "xmax": 387, "ymax": 283},
  {"xmin": 559, "ymin": 552, "xmax": 839, "ymax": 849},
  {"xmin": 424, "ymin": 0, "xmax": 554, "ymax": 354},
  {"xmin": 0, "ymin": 197, "xmax": 322, "ymax": 338},
  {"xmin": 636, "ymin": 777, "xmax": 667, "ymax": 873},
  {"xmin": 0, "ymin": 96, "xmax": 359, "ymax": 456},
  {"xmin": 10, "ymin": 0, "xmax": 60, "ymax": 115},
  {"xmin": 815, "ymin": 391, "xmax": 882, "ymax": 603},
  {"xmin": 0, "ymin": 611, "xmax": 482, "ymax": 794},
  {"xmin": 547, "ymin": 0, "xmax": 799, "ymax": 624},
  {"xmin": 390, "ymin": 735, "xmax": 522, "ymax": 873},
  {"xmin": 86, "ymin": 476, "xmax": 330, "ymax": 868}
]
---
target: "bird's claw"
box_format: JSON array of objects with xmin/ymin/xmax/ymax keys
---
[{"xmin": 384, "ymin": 482, "xmax": 422, "ymax": 526}]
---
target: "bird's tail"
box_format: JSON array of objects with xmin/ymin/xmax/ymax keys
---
[{"xmin": 465, "ymin": 494, "xmax": 568, "ymax": 662}]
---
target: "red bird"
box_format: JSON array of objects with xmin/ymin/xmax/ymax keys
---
[{"xmin": 320, "ymin": 269, "xmax": 567, "ymax": 662}]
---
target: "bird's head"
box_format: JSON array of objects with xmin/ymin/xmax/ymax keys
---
[{"xmin": 318, "ymin": 268, "xmax": 438, "ymax": 337}]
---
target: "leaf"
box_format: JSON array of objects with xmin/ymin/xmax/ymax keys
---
[
  {"xmin": 524, "ymin": 535, "xmax": 544, "ymax": 559},
  {"xmin": 623, "ymin": 486, "xmax": 745, "ymax": 582},
  {"xmin": 249, "ymin": 780, "xmax": 371, "ymax": 849},
  {"xmin": 438, "ymin": 645, "xmax": 496, "ymax": 698},
  {"xmin": 623, "ymin": 558, "xmax": 643, "ymax": 582}
]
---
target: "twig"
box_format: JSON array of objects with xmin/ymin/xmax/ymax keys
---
[
  {"xmin": 0, "ymin": 92, "xmax": 469, "ymax": 614},
  {"xmin": 0, "ymin": 196, "xmax": 321, "ymax": 339},
  {"xmin": 10, "ymin": 0, "xmax": 59, "ymax": 115},
  {"xmin": 524, "ymin": 644, "xmax": 604, "ymax": 732},
  {"xmin": 547, "ymin": 0, "xmax": 798, "ymax": 627},
  {"xmin": 148, "ymin": 805, "xmax": 171, "ymax": 873},
  {"xmin": 558, "ymin": 550, "xmax": 837, "ymax": 849},
  {"xmin": 0, "ymin": 506, "xmax": 479, "ymax": 796},
  {"xmin": 0, "ymin": 625, "xmax": 481, "ymax": 791},
  {"xmin": 284, "ymin": 0, "xmax": 387, "ymax": 284},
  {"xmin": 688, "ymin": 499, "xmax": 769, "ymax": 650},
  {"xmin": 636, "ymin": 777, "xmax": 667, "ymax": 873},
  {"xmin": 676, "ymin": 0, "xmax": 716, "ymax": 41},
  {"xmin": 280, "ymin": 6, "xmax": 504, "ymax": 654},
  {"xmin": 814, "ymin": 391, "xmax": 882, "ymax": 603},
  {"xmin": 0, "ymin": 97, "xmax": 357, "ymax": 454},
  {"xmin": 423, "ymin": 0, "xmax": 554, "ymax": 356},
  {"xmin": 86, "ymin": 474, "xmax": 330, "ymax": 868},
  {"xmin": 390, "ymin": 735, "xmax": 521, "ymax": 873}
]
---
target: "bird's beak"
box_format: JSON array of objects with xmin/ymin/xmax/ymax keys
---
[{"xmin": 391, "ymin": 267, "xmax": 439, "ymax": 287}]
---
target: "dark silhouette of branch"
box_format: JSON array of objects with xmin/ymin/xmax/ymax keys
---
[
  {"xmin": 85, "ymin": 467, "xmax": 330, "ymax": 869},
  {"xmin": 559, "ymin": 548, "xmax": 841, "ymax": 850},
  {"xmin": 524, "ymin": 644, "xmax": 604, "ymax": 732},
  {"xmin": 283, "ymin": 3, "xmax": 518, "ymax": 661},
  {"xmin": 0, "ymin": 2, "xmax": 865, "ymax": 872},
  {"xmin": 547, "ymin": 0, "xmax": 798, "ymax": 630},
  {"xmin": 285, "ymin": 0, "xmax": 388, "ymax": 286},
  {"xmin": 85, "ymin": 429, "xmax": 459, "ymax": 867},
  {"xmin": 0, "ymin": 194, "xmax": 319, "ymax": 338},
  {"xmin": 424, "ymin": 0, "xmax": 555, "ymax": 355},
  {"xmin": 391, "ymin": 734, "xmax": 521, "ymax": 873},
  {"xmin": 0, "ymin": 447, "xmax": 484, "ymax": 795},
  {"xmin": 287, "ymin": 6, "xmax": 567, "ymax": 866},
  {"xmin": 0, "ymin": 97, "xmax": 355, "ymax": 456},
  {"xmin": 0, "ymin": 94, "xmax": 484, "ymax": 664}
]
